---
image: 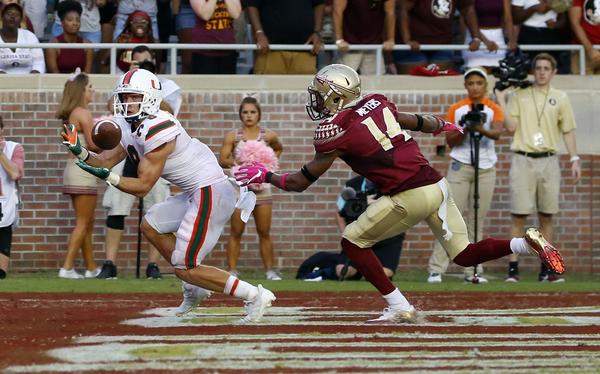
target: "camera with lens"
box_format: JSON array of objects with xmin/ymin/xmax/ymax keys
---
[
  {"xmin": 459, "ymin": 103, "xmax": 486, "ymax": 132},
  {"xmin": 492, "ymin": 48, "xmax": 532, "ymax": 91},
  {"xmin": 342, "ymin": 192, "xmax": 368, "ymax": 221},
  {"xmin": 137, "ymin": 59, "xmax": 157, "ymax": 74},
  {"xmin": 340, "ymin": 181, "xmax": 378, "ymax": 222}
]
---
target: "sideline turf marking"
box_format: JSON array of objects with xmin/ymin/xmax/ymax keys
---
[
  {"xmin": 6, "ymin": 306, "xmax": 600, "ymax": 373},
  {"xmin": 123, "ymin": 305, "xmax": 600, "ymax": 327}
]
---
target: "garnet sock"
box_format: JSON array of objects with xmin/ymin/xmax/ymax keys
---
[
  {"xmin": 341, "ymin": 238, "xmax": 395, "ymax": 295},
  {"xmin": 453, "ymin": 238, "xmax": 512, "ymax": 267}
]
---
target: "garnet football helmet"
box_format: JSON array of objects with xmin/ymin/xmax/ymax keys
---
[
  {"xmin": 113, "ymin": 68, "xmax": 162, "ymax": 124},
  {"xmin": 306, "ymin": 64, "xmax": 361, "ymax": 120}
]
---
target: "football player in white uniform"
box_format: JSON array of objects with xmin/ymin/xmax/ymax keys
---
[{"xmin": 61, "ymin": 69, "xmax": 275, "ymax": 323}]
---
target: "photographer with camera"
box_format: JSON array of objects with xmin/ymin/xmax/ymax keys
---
[
  {"xmin": 427, "ymin": 67, "xmax": 506, "ymax": 284},
  {"xmin": 496, "ymin": 52, "xmax": 580, "ymax": 283},
  {"xmin": 297, "ymin": 176, "xmax": 405, "ymax": 282}
]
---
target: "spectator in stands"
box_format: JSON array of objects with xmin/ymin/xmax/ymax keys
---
[
  {"xmin": 97, "ymin": 45, "xmax": 180, "ymax": 279},
  {"xmin": 129, "ymin": 45, "xmax": 182, "ymax": 114},
  {"xmin": 569, "ymin": 0, "xmax": 600, "ymax": 74},
  {"xmin": 461, "ymin": 0, "xmax": 516, "ymax": 71},
  {"xmin": 52, "ymin": 0, "xmax": 102, "ymax": 44},
  {"xmin": 46, "ymin": 1, "xmax": 93, "ymax": 74},
  {"xmin": 189, "ymin": 0, "xmax": 241, "ymax": 74},
  {"xmin": 0, "ymin": 115, "xmax": 24, "ymax": 280},
  {"xmin": 97, "ymin": 0, "xmax": 118, "ymax": 73},
  {"xmin": 218, "ymin": 96, "xmax": 283, "ymax": 280},
  {"xmin": 114, "ymin": 10, "xmax": 158, "ymax": 73},
  {"xmin": 395, "ymin": 0, "xmax": 497, "ymax": 74},
  {"xmin": 427, "ymin": 67, "xmax": 507, "ymax": 284},
  {"xmin": 244, "ymin": 0, "xmax": 325, "ymax": 74},
  {"xmin": 22, "ymin": 0, "xmax": 46, "ymax": 38},
  {"xmin": 317, "ymin": 0, "xmax": 336, "ymax": 69},
  {"xmin": 0, "ymin": 1, "xmax": 45, "ymax": 74},
  {"xmin": 496, "ymin": 53, "xmax": 580, "ymax": 283},
  {"xmin": 175, "ymin": 0, "xmax": 195, "ymax": 73},
  {"xmin": 0, "ymin": 0, "xmax": 33, "ymax": 33},
  {"xmin": 56, "ymin": 71, "xmax": 102, "ymax": 279},
  {"xmin": 112, "ymin": 0, "xmax": 159, "ymax": 41},
  {"xmin": 333, "ymin": 0, "xmax": 395, "ymax": 75},
  {"xmin": 511, "ymin": 0, "xmax": 568, "ymax": 73}
]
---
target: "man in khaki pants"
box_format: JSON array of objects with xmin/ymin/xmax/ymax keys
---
[
  {"xmin": 427, "ymin": 67, "xmax": 507, "ymax": 283},
  {"xmin": 497, "ymin": 53, "xmax": 581, "ymax": 282}
]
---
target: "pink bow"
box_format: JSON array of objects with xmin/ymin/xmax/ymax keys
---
[{"xmin": 68, "ymin": 67, "xmax": 82, "ymax": 82}]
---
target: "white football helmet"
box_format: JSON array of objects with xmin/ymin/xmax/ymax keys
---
[
  {"xmin": 113, "ymin": 69, "xmax": 162, "ymax": 123},
  {"xmin": 306, "ymin": 64, "xmax": 361, "ymax": 120}
]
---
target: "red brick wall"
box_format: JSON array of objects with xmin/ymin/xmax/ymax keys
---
[{"xmin": 1, "ymin": 90, "xmax": 598, "ymax": 275}]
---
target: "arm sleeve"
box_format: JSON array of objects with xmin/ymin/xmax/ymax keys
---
[
  {"xmin": 11, "ymin": 144, "xmax": 25, "ymax": 179},
  {"xmin": 558, "ymin": 94, "xmax": 577, "ymax": 133},
  {"xmin": 489, "ymin": 101, "xmax": 505, "ymax": 122},
  {"xmin": 27, "ymin": 31, "xmax": 45, "ymax": 73}
]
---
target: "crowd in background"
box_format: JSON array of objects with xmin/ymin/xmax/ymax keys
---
[{"xmin": 0, "ymin": 0, "xmax": 598, "ymax": 75}]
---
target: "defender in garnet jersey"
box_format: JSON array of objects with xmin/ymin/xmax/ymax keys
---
[{"xmin": 235, "ymin": 64, "xmax": 565, "ymax": 323}]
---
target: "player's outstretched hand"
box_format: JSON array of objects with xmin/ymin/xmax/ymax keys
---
[
  {"xmin": 75, "ymin": 160, "xmax": 110, "ymax": 180},
  {"xmin": 61, "ymin": 123, "xmax": 91, "ymax": 161},
  {"xmin": 234, "ymin": 163, "xmax": 269, "ymax": 186},
  {"xmin": 432, "ymin": 116, "xmax": 464, "ymax": 136},
  {"xmin": 61, "ymin": 123, "xmax": 82, "ymax": 156}
]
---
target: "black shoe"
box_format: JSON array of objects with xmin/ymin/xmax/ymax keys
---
[
  {"xmin": 146, "ymin": 263, "xmax": 161, "ymax": 279},
  {"xmin": 96, "ymin": 260, "xmax": 117, "ymax": 279}
]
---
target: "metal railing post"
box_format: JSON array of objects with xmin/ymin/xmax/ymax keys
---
[
  {"xmin": 579, "ymin": 45, "xmax": 585, "ymax": 76},
  {"xmin": 375, "ymin": 46, "xmax": 383, "ymax": 76},
  {"xmin": 170, "ymin": 47, "xmax": 178, "ymax": 74},
  {"xmin": 110, "ymin": 46, "xmax": 117, "ymax": 75}
]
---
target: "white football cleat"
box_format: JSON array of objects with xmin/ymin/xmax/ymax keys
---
[
  {"xmin": 239, "ymin": 285, "xmax": 276, "ymax": 323},
  {"xmin": 175, "ymin": 281, "xmax": 212, "ymax": 316},
  {"xmin": 367, "ymin": 306, "xmax": 417, "ymax": 324}
]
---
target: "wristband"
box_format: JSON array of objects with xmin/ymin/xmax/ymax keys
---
[
  {"xmin": 335, "ymin": 39, "xmax": 345, "ymax": 45},
  {"xmin": 255, "ymin": 29, "xmax": 264, "ymax": 34},
  {"xmin": 280, "ymin": 173, "xmax": 289, "ymax": 191},
  {"xmin": 301, "ymin": 165, "xmax": 318, "ymax": 182},
  {"xmin": 414, "ymin": 114, "xmax": 424, "ymax": 132},
  {"xmin": 570, "ymin": 155, "xmax": 580, "ymax": 163},
  {"xmin": 78, "ymin": 147, "xmax": 90, "ymax": 162},
  {"xmin": 266, "ymin": 171, "xmax": 273, "ymax": 183},
  {"xmin": 106, "ymin": 172, "xmax": 120, "ymax": 187}
]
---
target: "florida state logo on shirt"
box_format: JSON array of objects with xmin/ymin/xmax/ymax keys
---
[
  {"xmin": 431, "ymin": 0, "xmax": 452, "ymax": 19},
  {"xmin": 584, "ymin": 0, "xmax": 600, "ymax": 25}
]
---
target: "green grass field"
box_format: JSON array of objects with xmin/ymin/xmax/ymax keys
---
[{"xmin": 2, "ymin": 270, "xmax": 600, "ymax": 293}]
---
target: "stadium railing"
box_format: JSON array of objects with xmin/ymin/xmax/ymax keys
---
[{"xmin": 0, "ymin": 43, "xmax": 588, "ymax": 75}]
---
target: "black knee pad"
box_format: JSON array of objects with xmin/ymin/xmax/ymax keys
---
[{"xmin": 106, "ymin": 215, "xmax": 126, "ymax": 230}]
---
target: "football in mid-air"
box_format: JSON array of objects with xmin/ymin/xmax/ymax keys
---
[{"xmin": 92, "ymin": 118, "xmax": 121, "ymax": 150}]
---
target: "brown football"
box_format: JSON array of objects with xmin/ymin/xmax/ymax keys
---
[{"xmin": 92, "ymin": 119, "xmax": 122, "ymax": 150}]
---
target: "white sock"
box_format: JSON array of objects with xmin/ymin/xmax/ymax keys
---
[
  {"xmin": 510, "ymin": 238, "xmax": 529, "ymax": 255},
  {"xmin": 383, "ymin": 288, "xmax": 412, "ymax": 310},
  {"xmin": 223, "ymin": 275, "xmax": 258, "ymax": 301}
]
